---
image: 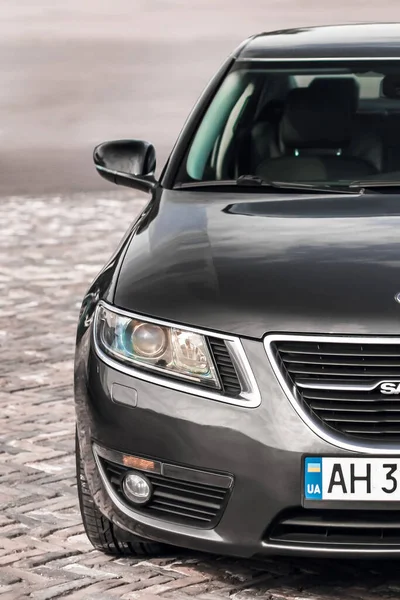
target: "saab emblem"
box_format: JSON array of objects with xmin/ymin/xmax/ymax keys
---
[{"xmin": 380, "ymin": 382, "xmax": 400, "ymax": 395}]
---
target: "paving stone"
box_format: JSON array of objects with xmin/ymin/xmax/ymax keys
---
[{"xmin": 3, "ymin": 192, "xmax": 400, "ymax": 599}]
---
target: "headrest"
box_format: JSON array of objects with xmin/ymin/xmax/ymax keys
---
[
  {"xmin": 309, "ymin": 77, "xmax": 359, "ymax": 113},
  {"xmin": 381, "ymin": 74, "xmax": 400, "ymax": 99},
  {"xmin": 280, "ymin": 88, "xmax": 352, "ymax": 149},
  {"xmin": 257, "ymin": 99, "xmax": 285, "ymax": 124}
]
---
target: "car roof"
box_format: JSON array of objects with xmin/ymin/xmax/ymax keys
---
[{"xmin": 237, "ymin": 23, "xmax": 400, "ymax": 60}]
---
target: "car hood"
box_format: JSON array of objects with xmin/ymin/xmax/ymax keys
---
[{"xmin": 113, "ymin": 189, "xmax": 400, "ymax": 339}]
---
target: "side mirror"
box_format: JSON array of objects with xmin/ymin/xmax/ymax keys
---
[{"xmin": 93, "ymin": 139, "xmax": 157, "ymax": 193}]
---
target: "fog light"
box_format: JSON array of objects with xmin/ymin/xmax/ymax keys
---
[{"xmin": 122, "ymin": 471, "xmax": 152, "ymax": 505}]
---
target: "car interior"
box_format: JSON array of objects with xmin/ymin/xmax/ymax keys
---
[{"xmin": 186, "ymin": 68, "xmax": 400, "ymax": 185}]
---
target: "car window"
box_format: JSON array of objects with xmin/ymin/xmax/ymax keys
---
[{"xmin": 177, "ymin": 60, "xmax": 400, "ymax": 189}]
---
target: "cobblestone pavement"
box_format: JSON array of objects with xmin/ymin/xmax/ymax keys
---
[{"xmin": 3, "ymin": 193, "xmax": 400, "ymax": 599}]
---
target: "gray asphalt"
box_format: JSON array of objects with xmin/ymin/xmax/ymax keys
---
[{"xmin": 4, "ymin": 0, "xmax": 400, "ymax": 195}]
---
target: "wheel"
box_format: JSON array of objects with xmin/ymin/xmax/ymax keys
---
[{"xmin": 76, "ymin": 430, "xmax": 166, "ymax": 556}]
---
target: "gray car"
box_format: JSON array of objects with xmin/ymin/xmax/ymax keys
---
[{"xmin": 75, "ymin": 23, "xmax": 400, "ymax": 558}]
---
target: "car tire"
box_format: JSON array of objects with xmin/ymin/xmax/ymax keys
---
[{"xmin": 76, "ymin": 430, "xmax": 167, "ymax": 556}]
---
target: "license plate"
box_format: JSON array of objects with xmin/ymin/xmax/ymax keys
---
[{"xmin": 304, "ymin": 456, "xmax": 400, "ymax": 501}]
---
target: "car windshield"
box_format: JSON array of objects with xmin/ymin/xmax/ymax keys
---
[{"xmin": 175, "ymin": 60, "xmax": 400, "ymax": 189}]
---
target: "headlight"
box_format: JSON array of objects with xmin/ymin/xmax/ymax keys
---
[{"xmin": 94, "ymin": 304, "xmax": 220, "ymax": 388}]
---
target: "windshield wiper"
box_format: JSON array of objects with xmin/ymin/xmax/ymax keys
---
[
  {"xmin": 175, "ymin": 175, "xmax": 360, "ymax": 194},
  {"xmin": 350, "ymin": 180, "xmax": 400, "ymax": 190},
  {"xmin": 237, "ymin": 175, "xmax": 360, "ymax": 194}
]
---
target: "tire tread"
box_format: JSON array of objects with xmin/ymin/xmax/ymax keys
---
[{"xmin": 76, "ymin": 431, "xmax": 165, "ymax": 556}]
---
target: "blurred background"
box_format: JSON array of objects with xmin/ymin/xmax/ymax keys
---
[{"xmin": 4, "ymin": 0, "xmax": 400, "ymax": 197}]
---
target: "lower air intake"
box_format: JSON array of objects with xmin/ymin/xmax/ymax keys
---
[{"xmin": 267, "ymin": 508, "xmax": 400, "ymax": 547}]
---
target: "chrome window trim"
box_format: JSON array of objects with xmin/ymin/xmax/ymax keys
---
[
  {"xmin": 264, "ymin": 333, "xmax": 400, "ymax": 455},
  {"xmin": 93, "ymin": 301, "xmax": 261, "ymax": 408},
  {"xmin": 237, "ymin": 56, "xmax": 400, "ymax": 62}
]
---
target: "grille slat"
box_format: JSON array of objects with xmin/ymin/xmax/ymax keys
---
[
  {"xmin": 215, "ymin": 358, "xmax": 236, "ymax": 368},
  {"xmin": 151, "ymin": 496, "xmax": 217, "ymax": 516},
  {"xmin": 283, "ymin": 514, "xmax": 400, "ymax": 529},
  {"xmin": 149, "ymin": 479, "xmax": 226, "ymax": 501},
  {"xmin": 282, "ymin": 353, "xmax": 400, "ymax": 367},
  {"xmin": 147, "ymin": 503, "xmax": 212, "ymax": 522},
  {"xmin": 152, "ymin": 489, "xmax": 221, "ymax": 510},
  {"xmin": 100, "ymin": 458, "xmax": 230, "ymax": 528},
  {"xmin": 208, "ymin": 338, "xmax": 241, "ymax": 397},
  {"xmin": 309, "ymin": 401, "xmax": 400, "ymax": 412},
  {"xmin": 302, "ymin": 389, "xmax": 399, "ymax": 402},
  {"xmin": 273, "ymin": 337, "xmax": 400, "ymax": 443},
  {"xmin": 219, "ymin": 375, "xmax": 241, "ymax": 387},
  {"xmin": 278, "ymin": 342, "xmax": 400, "ymax": 356},
  {"xmin": 343, "ymin": 425, "xmax": 400, "ymax": 434},
  {"xmin": 322, "ymin": 413, "xmax": 400, "ymax": 423},
  {"xmin": 217, "ymin": 365, "xmax": 238, "ymax": 375},
  {"xmin": 287, "ymin": 365, "xmax": 400, "ymax": 377},
  {"xmin": 148, "ymin": 473, "xmax": 225, "ymax": 495}
]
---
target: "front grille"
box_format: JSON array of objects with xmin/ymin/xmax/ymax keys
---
[
  {"xmin": 267, "ymin": 508, "xmax": 400, "ymax": 547},
  {"xmin": 270, "ymin": 337, "xmax": 400, "ymax": 442},
  {"xmin": 208, "ymin": 337, "xmax": 241, "ymax": 397},
  {"xmin": 100, "ymin": 457, "xmax": 231, "ymax": 528}
]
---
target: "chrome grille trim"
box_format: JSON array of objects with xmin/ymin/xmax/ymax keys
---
[
  {"xmin": 264, "ymin": 334, "xmax": 400, "ymax": 454},
  {"xmin": 297, "ymin": 379, "xmax": 400, "ymax": 391}
]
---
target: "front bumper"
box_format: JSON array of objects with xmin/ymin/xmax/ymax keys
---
[{"xmin": 75, "ymin": 336, "xmax": 400, "ymax": 557}]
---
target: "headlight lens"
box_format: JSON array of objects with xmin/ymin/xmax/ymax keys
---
[
  {"xmin": 95, "ymin": 305, "xmax": 220, "ymax": 388},
  {"xmin": 131, "ymin": 323, "xmax": 167, "ymax": 358}
]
